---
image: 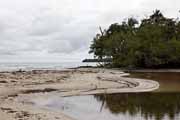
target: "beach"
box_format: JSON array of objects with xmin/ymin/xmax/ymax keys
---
[{"xmin": 0, "ymin": 68, "xmax": 159, "ymax": 120}]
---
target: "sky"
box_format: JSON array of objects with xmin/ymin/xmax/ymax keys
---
[{"xmin": 0, "ymin": 0, "xmax": 179, "ymax": 62}]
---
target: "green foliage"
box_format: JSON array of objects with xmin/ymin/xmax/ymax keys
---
[{"xmin": 89, "ymin": 10, "xmax": 180, "ymax": 68}]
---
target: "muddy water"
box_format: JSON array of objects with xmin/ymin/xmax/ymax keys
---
[
  {"xmin": 38, "ymin": 72, "xmax": 180, "ymax": 120},
  {"xmin": 129, "ymin": 72, "xmax": 180, "ymax": 92}
]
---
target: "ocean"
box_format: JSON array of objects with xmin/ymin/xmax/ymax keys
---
[{"xmin": 0, "ymin": 62, "xmax": 97, "ymax": 71}]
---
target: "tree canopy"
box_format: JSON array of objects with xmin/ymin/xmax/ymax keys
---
[{"xmin": 89, "ymin": 10, "xmax": 180, "ymax": 68}]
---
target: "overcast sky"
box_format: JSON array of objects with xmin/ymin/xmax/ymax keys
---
[{"xmin": 0, "ymin": 0, "xmax": 179, "ymax": 62}]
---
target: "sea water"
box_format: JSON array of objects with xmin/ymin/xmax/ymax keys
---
[{"xmin": 0, "ymin": 62, "xmax": 97, "ymax": 71}]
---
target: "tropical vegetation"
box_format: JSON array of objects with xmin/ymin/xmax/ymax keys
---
[{"xmin": 89, "ymin": 10, "xmax": 180, "ymax": 68}]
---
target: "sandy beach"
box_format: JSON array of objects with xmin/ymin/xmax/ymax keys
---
[{"xmin": 0, "ymin": 68, "xmax": 159, "ymax": 120}]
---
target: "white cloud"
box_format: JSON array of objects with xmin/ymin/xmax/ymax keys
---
[{"xmin": 0, "ymin": 0, "xmax": 178, "ymax": 62}]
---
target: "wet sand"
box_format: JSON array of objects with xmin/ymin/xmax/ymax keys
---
[{"xmin": 0, "ymin": 68, "xmax": 159, "ymax": 120}]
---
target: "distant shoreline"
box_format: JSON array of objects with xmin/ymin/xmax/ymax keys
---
[
  {"xmin": 120, "ymin": 69, "xmax": 180, "ymax": 73},
  {"xmin": 2, "ymin": 66, "xmax": 180, "ymax": 73},
  {"xmin": 77, "ymin": 66, "xmax": 180, "ymax": 73}
]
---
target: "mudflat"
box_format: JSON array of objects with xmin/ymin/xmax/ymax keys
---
[{"xmin": 0, "ymin": 68, "xmax": 159, "ymax": 120}]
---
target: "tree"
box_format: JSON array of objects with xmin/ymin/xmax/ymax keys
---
[{"xmin": 89, "ymin": 10, "xmax": 180, "ymax": 68}]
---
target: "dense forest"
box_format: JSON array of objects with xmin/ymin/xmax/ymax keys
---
[{"xmin": 89, "ymin": 10, "xmax": 180, "ymax": 68}]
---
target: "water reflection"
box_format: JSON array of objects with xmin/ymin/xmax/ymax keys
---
[
  {"xmin": 36, "ymin": 72, "xmax": 180, "ymax": 120},
  {"xmin": 94, "ymin": 93, "xmax": 180, "ymax": 120}
]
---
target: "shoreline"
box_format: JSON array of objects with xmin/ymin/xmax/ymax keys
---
[
  {"xmin": 122, "ymin": 69, "xmax": 180, "ymax": 73},
  {"xmin": 2, "ymin": 66, "xmax": 180, "ymax": 73},
  {"xmin": 0, "ymin": 68, "xmax": 159, "ymax": 120}
]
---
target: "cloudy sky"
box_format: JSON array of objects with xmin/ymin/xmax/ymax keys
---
[{"xmin": 0, "ymin": 0, "xmax": 179, "ymax": 62}]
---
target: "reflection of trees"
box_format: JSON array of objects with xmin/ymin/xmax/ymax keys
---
[{"xmin": 94, "ymin": 93, "xmax": 180, "ymax": 120}]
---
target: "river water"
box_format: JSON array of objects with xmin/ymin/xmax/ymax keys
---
[{"xmin": 36, "ymin": 72, "xmax": 180, "ymax": 120}]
